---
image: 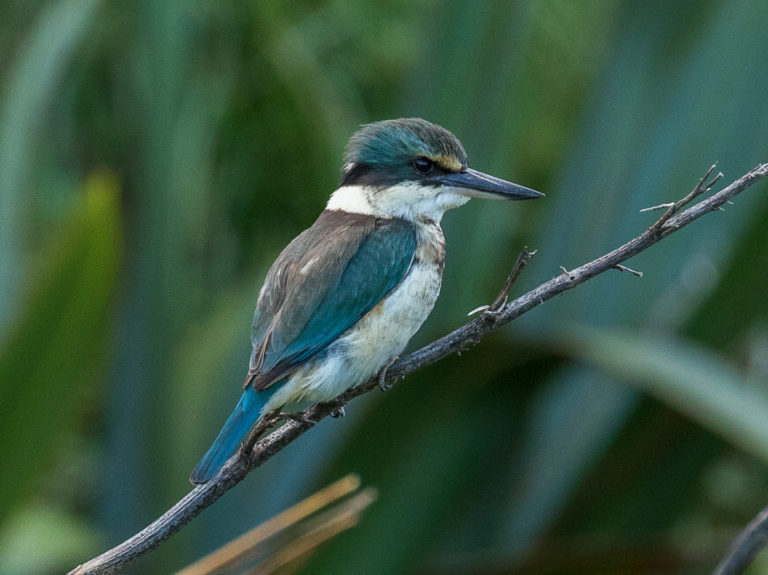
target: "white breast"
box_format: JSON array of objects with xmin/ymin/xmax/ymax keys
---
[{"xmin": 264, "ymin": 222, "xmax": 445, "ymax": 410}]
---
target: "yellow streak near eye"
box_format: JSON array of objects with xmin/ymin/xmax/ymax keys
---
[{"xmin": 431, "ymin": 154, "xmax": 463, "ymax": 172}]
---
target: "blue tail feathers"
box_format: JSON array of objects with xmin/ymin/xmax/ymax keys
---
[{"xmin": 191, "ymin": 386, "xmax": 274, "ymax": 484}]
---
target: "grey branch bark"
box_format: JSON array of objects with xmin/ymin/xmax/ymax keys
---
[
  {"xmin": 68, "ymin": 163, "xmax": 768, "ymax": 575},
  {"xmin": 713, "ymin": 502, "xmax": 768, "ymax": 575}
]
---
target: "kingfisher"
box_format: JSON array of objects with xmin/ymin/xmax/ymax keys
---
[{"xmin": 191, "ymin": 118, "xmax": 542, "ymax": 483}]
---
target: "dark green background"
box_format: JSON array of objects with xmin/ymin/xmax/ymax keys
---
[{"xmin": 1, "ymin": 1, "xmax": 768, "ymax": 573}]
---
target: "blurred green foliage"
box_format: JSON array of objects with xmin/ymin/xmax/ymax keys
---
[{"xmin": 1, "ymin": 0, "xmax": 767, "ymax": 573}]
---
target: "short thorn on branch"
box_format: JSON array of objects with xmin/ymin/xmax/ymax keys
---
[
  {"xmin": 639, "ymin": 202, "xmax": 675, "ymax": 213},
  {"xmin": 466, "ymin": 305, "xmax": 489, "ymax": 316},
  {"xmin": 613, "ymin": 264, "xmax": 643, "ymax": 277}
]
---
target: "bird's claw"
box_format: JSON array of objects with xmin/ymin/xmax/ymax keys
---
[
  {"xmin": 330, "ymin": 406, "xmax": 346, "ymax": 418},
  {"xmin": 378, "ymin": 357, "xmax": 398, "ymax": 391}
]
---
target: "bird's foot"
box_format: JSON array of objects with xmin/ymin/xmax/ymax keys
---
[
  {"xmin": 277, "ymin": 411, "xmax": 317, "ymax": 425},
  {"xmin": 377, "ymin": 356, "xmax": 399, "ymax": 391},
  {"xmin": 330, "ymin": 405, "xmax": 346, "ymax": 418}
]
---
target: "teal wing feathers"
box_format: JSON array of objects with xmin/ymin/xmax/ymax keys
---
[{"xmin": 247, "ymin": 211, "xmax": 417, "ymax": 390}]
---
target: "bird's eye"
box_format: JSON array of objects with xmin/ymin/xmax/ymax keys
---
[{"xmin": 412, "ymin": 158, "xmax": 434, "ymax": 174}]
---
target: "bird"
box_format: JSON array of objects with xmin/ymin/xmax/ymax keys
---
[{"xmin": 191, "ymin": 118, "xmax": 543, "ymax": 484}]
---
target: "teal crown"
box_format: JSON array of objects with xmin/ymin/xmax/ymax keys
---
[{"xmin": 343, "ymin": 118, "xmax": 468, "ymax": 168}]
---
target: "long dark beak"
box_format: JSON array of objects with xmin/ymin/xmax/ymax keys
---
[{"xmin": 425, "ymin": 167, "xmax": 543, "ymax": 200}]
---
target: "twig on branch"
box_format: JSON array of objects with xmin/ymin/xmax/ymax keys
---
[
  {"xmin": 466, "ymin": 247, "xmax": 536, "ymax": 316},
  {"xmin": 68, "ymin": 163, "xmax": 768, "ymax": 575},
  {"xmin": 488, "ymin": 247, "xmax": 537, "ymax": 312},
  {"xmin": 613, "ymin": 264, "xmax": 643, "ymax": 277},
  {"xmin": 641, "ymin": 162, "xmax": 722, "ymax": 231}
]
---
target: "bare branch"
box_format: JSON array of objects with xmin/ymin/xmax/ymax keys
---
[
  {"xmin": 68, "ymin": 163, "xmax": 768, "ymax": 575},
  {"xmin": 712, "ymin": 503, "xmax": 768, "ymax": 575}
]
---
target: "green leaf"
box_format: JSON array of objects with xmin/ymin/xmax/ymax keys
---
[
  {"xmin": 0, "ymin": 505, "xmax": 102, "ymax": 575},
  {"xmin": 557, "ymin": 325, "xmax": 768, "ymax": 463},
  {"xmin": 0, "ymin": 0, "xmax": 102, "ymax": 329},
  {"xmin": 0, "ymin": 171, "xmax": 121, "ymax": 523}
]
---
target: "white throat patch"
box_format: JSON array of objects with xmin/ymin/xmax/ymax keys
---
[
  {"xmin": 326, "ymin": 185, "xmax": 377, "ymax": 216},
  {"xmin": 326, "ymin": 183, "xmax": 470, "ymax": 222}
]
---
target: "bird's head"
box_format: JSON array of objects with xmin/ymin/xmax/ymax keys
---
[{"xmin": 328, "ymin": 118, "xmax": 542, "ymax": 222}]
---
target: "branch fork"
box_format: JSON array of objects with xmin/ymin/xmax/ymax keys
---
[{"xmin": 642, "ymin": 163, "xmax": 723, "ymax": 232}]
